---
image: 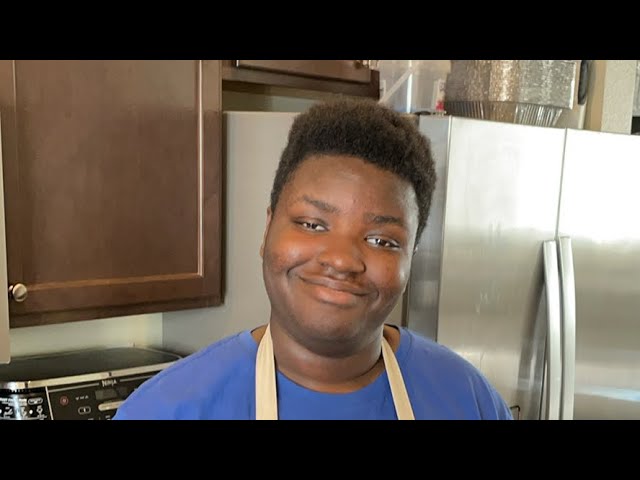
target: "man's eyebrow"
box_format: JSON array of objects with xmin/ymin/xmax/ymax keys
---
[
  {"xmin": 297, "ymin": 195, "xmax": 339, "ymax": 214},
  {"xmin": 364, "ymin": 213, "xmax": 406, "ymax": 229}
]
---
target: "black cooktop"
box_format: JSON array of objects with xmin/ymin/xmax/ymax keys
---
[{"xmin": 0, "ymin": 347, "xmax": 181, "ymax": 382}]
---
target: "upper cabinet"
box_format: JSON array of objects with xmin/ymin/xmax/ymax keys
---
[
  {"xmin": 222, "ymin": 60, "xmax": 380, "ymax": 98},
  {"xmin": 0, "ymin": 60, "xmax": 223, "ymax": 328}
]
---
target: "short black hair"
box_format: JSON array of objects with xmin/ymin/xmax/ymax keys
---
[{"xmin": 269, "ymin": 98, "xmax": 436, "ymax": 243}]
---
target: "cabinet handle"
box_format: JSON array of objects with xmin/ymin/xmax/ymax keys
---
[{"xmin": 9, "ymin": 283, "xmax": 28, "ymax": 302}]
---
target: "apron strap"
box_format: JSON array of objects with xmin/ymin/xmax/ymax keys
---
[
  {"xmin": 381, "ymin": 333, "xmax": 415, "ymax": 420},
  {"xmin": 255, "ymin": 323, "xmax": 278, "ymax": 420},
  {"xmin": 255, "ymin": 324, "xmax": 415, "ymax": 420}
]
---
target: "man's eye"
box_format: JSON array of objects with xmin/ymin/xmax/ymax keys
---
[
  {"xmin": 366, "ymin": 237, "xmax": 400, "ymax": 249},
  {"xmin": 299, "ymin": 221, "xmax": 327, "ymax": 232}
]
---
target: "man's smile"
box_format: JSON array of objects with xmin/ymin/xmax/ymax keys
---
[{"xmin": 297, "ymin": 275, "xmax": 370, "ymax": 307}]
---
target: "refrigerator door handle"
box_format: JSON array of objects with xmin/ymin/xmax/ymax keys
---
[
  {"xmin": 543, "ymin": 240, "xmax": 562, "ymax": 420},
  {"xmin": 558, "ymin": 237, "xmax": 576, "ymax": 420}
]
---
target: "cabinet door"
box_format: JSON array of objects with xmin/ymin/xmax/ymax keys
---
[
  {"xmin": 235, "ymin": 60, "xmax": 371, "ymax": 83},
  {"xmin": 222, "ymin": 60, "xmax": 380, "ymax": 98},
  {"xmin": 0, "ymin": 60, "xmax": 222, "ymax": 327}
]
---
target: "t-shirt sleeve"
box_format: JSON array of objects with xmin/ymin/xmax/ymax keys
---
[
  {"xmin": 111, "ymin": 390, "xmax": 170, "ymax": 420},
  {"xmin": 471, "ymin": 372, "xmax": 514, "ymax": 420}
]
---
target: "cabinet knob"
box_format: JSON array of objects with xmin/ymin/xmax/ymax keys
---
[{"xmin": 9, "ymin": 283, "xmax": 28, "ymax": 302}]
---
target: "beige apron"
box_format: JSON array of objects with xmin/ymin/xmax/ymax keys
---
[{"xmin": 255, "ymin": 323, "xmax": 415, "ymax": 420}]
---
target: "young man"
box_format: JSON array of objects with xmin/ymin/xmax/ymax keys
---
[{"xmin": 114, "ymin": 98, "xmax": 512, "ymax": 420}]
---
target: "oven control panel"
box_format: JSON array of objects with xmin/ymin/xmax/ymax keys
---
[
  {"xmin": 1, "ymin": 372, "xmax": 157, "ymax": 420},
  {"xmin": 1, "ymin": 389, "xmax": 50, "ymax": 420}
]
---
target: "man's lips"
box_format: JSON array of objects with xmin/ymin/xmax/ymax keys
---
[
  {"xmin": 299, "ymin": 276, "xmax": 369, "ymax": 296},
  {"xmin": 297, "ymin": 275, "xmax": 370, "ymax": 307}
]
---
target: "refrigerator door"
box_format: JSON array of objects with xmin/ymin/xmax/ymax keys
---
[
  {"xmin": 406, "ymin": 116, "xmax": 450, "ymax": 341},
  {"xmin": 557, "ymin": 129, "xmax": 640, "ymax": 419},
  {"xmin": 410, "ymin": 116, "xmax": 566, "ymax": 419}
]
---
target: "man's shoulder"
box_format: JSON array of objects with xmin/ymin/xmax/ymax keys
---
[
  {"xmin": 400, "ymin": 328, "xmax": 472, "ymax": 368},
  {"xmin": 399, "ymin": 328, "xmax": 512, "ymax": 419},
  {"xmin": 401, "ymin": 327, "xmax": 493, "ymax": 382},
  {"xmin": 150, "ymin": 330, "xmax": 257, "ymax": 389},
  {"xmin": 114, "ymin": 330, "xmax": 257, "ymax": 419}
]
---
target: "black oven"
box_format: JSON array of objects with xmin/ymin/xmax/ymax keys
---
[{"xmin": 0, "ymin": 346, "xmax": 180, "ymax": 420}]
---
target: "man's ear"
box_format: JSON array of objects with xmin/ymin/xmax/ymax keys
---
[{"xmin": 259, "ymin": 206, "xmax": 273, "ymax": 259}]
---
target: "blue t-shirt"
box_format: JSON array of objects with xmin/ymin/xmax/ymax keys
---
[{"xmin": 114, "ymin": 327, "xmax": 512, "ymax": 420}]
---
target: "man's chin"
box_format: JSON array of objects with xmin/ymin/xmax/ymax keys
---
[{"xmin": 297, "ymin": 320, "xmax": 370, "ymax": 353}]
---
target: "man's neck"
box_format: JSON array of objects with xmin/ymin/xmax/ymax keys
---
[{"xmin": 251, "ymin": 323, "xmax": 401, "ymax": 394}]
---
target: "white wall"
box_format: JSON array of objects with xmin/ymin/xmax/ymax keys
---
[
  {"xmin": 585, "ymin": 60, "xmax": 637, "ymax": 134},
  {"xmin": 634, "ymin": 60, "xmax": 640, "ymax": 116},
  {"xmin": 161, "ymin": 112, "xmax": 296, "ymax": 354},
  {"xmin": 10, "ymin": 313, "xmax": 162, "ymax": 357}
]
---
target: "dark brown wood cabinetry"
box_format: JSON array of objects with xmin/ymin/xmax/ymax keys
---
[
  {"xmin": 222, "ymin": 60, "xmax": 380, "ymax": 98},
  {"xmin": 0, "ymin": 60, "xmax": 223, "ymax": 328}
]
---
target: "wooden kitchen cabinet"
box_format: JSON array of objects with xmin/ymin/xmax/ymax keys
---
[
  {"xmin": 222, "ymin": 60, "xmax": 380, "ymax": 98},
  {"xmin": 0, "ymin": 60, "xmax": 223, "ymax": 328}
]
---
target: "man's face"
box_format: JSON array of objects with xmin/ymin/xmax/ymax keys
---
[{"xmin": 260, "ymin": 154, "xmax": 419, "ymax": 353}]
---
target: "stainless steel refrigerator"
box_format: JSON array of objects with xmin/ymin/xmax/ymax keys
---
[{"xmin": 406, "ymin": 115, "xmax": 640, "ymax": 420}]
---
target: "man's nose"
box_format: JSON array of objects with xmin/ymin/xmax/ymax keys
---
[{"xmin": 316, "ymin": 236, "xmax": 366, "ymax": 275}]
